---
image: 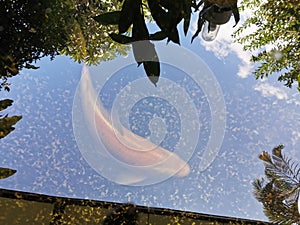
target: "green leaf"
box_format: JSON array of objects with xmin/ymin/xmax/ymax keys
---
[
  {"xmin": 168, "ymin": 28, "xmax": 180, "ymax": 45},
  {"xmin": 0, "ymin": 115, "xmax": 22, "ymax": 139},
  {"xmin": 143, "ymin": 61, "xmax": 160, "ymax": 86},
  {"xmin": 109, "ymin": 33, "xmax": 133, "ymax": 44},
  {"xmin": 149, "ymin": 31, "xmax": 168, "ymax": 41},
  {"xmin": 183, "ymin": 13, "xmax": 191, "ymax": 36},
  {"xmin": 0, "ymin": 99, "xmax": 13, "ymax": 111},
  {"xmin": 119, "ymin": 0, "xmax": 141, "ymax": 33},
  {"xmin": 93, "ymin": 11, "xmax": 121, "ymax": 25},
  {"xmin": 132, "ymin": 9, "xmax": 149, "ymax": 40},
  {"xmin": 183, "ymin": 0, "xmax": 192, "ymax": 36},
  {"xmin": 0, "ymin": 167, "xmax": 16, "ymax": 180},
  {"xmin": 25, "ymin": 63, "xmax": 39, "ymax": 70},
  {"xmin": 148, "ymin": 0, "xmax": 181, "ymax": 45}
]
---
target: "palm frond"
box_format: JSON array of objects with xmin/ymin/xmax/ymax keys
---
[
  {"xmin": 254, "ymin": 145, "xmax": 300, "ymax": 224},
  {"xmin": 262, "ymin": 145, "xmax": 300, "ymax": 192}
]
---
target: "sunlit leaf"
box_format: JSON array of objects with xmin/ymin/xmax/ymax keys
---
[
  {"xmin": 0, "ymin": 99, "xmax": 13, "ymax": 111},
  {"xmin": 0, "ymin": 167, "xmax": 16, "ymax": 180},
  {"xmin": 233, "ymin": 0, "xmax": 300, "ymax": 90},
  {"xmin": 0, "ymin": 115, "xmax": 22, "ymax": 139},
  {"xmin": 259, "ymin": 151, "xmax": 272, "ymax": 163}
]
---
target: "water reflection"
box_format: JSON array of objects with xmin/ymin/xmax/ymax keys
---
[
  {"xmin": 76, "ymin": 66, "xmax": 191, "ymax": 185},
  {"xmin": 0, "ymin": 0, "xmax": 127, "ymax": 90},
  {"xmin": 0, "ymin": 99, "xmax": 22, "ymax": 139},
  {"xmin": 0, "ymin": 0, "xmax": 299, "ymax": 223},
  {"xmin": 254, "ymin": 145, "xmax": 300, "ymax": 224},
  {"xmin": 103, "ymin": 203, "xmax": 139, "ymax": 225},
  {"xmin": 0, "ymin": 99, "xmax": 19, "ymax": 179}
]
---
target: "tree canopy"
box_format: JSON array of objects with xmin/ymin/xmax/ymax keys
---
[
  {"xmin": 0, "ymin": 0, "xmax": 127, "ymax": 91},
  {"xmin": 1, "ymin": 0, "xmax": 299, "ymax": 89},
  {"xmin": 233, "ymin": 0, "xmax": 300, "ymax": 91},
  {"xmin": 94, "ymin": 0, "xmax": 300, "ymax": 89}
]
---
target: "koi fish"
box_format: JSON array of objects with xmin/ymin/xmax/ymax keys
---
[{"xmin": 80, "ymin": 66, "xmax": 190, "ymax": 185}]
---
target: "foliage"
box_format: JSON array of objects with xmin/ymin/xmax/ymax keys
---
[
  {"xmin": 0, "ymin": 167, "xmax": 16, "ymax": 180},
  {"xmin": 233, "ymin": 0, "xmax": 300, "ymax": 91},
  {"xmin": 94, "ymin": 0, "xmax": 239, "ymax": 85},
  {"xmin": 94, "ymin": 0, "xmax": 193, "ymax": 85},
  {"xmin": 59, "ymin": 0, "xmax": 129, "ymax": 65},
  {"xmin": 103, "ymin": 204, "xmax": 139, "ymax": 225},
  {"xmin": 0, "ymin": 0, "xmax": 128, "ymax": 90},
  {"xmin": 0, "ymin": 99, "xmax": 20, "ymax": 180},
  {"xmin": 0, "ymin": 99, "xmax": 22, "ymax": 139},
  {"xmin": 254, "ymin": 145, "xmax": 300, "ymax": 224}
]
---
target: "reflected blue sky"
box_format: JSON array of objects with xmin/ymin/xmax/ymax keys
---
[{"xmin": 1, "ymin": 18, "xmax": 300, "ymax": 222}]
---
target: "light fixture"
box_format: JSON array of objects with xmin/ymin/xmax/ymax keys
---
[{"xmin": 201, "ymin": 21, "xmax": 220, "ymax": 41}]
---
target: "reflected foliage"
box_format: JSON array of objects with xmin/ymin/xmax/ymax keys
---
[
  {"xmin": 0, "ymin": 99, "xmax": 19, "ymax": 180},
  {"xmin": 0, "ymin": 168, "xmax": 16, "ymax": 180},
  {"xmin": 94, "ymin": 0, "xmax": 239, "ymax": 85},
  {"xmin": 103, "ymin": 204, "xmax": 139, "ymax": 225},
  {"xmin": 254, "ymin": 145, "xmax": 300, "ymax": 224},
  {"xmin": 192, "ymin": 0, "xmax": 239, "ymax": 42},
  {"xmin": 0, "ymin": 99, "xmax": 22, "ymax": 139},
  {"xmin": 0, "ymin": 188, "xmax": 272, "ymax": 224},
  {"xmin": 0, "ymin": 0, "xmax": 128, "ymax": 90},
  {"xmin": 233, "ymin": 0, "xmax": 300, "ymax": 91}
]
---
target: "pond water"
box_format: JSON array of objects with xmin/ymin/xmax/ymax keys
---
[{"xmin": 1, "ymin": 1, "xmax": 300, "ymax": 223}]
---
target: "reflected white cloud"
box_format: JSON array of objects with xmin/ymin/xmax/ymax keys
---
[{"xmin": 254, "ymin": 82, "xmax": 288, "ymax": 100}]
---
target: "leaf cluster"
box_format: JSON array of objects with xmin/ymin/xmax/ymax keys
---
[
  {"xmin": 94, "ymin": 0, "xmax": 196, "ymax": 85},
  {"xmin": 0, "ymin": 0, "xmax": 128, "ymax": 90},
  {"xmin": 233, "ymin": 0, "xmax": 300, "ymax": 90},
  {"xmin": 0, "ymin": 99, "xmax": 20, "ymax": 180},
  {"xmin": 254, "ymin": 145, "xmax": 300, "ymax": 224},
  {"xmin": 0, "ymin": 168, "xmax": 17, "ymax": 180},
  {"xmin": 0, "ymin": 99, "xmax": 22, "ymax": 139},
  {"xmin": 94, "ymin": 0, "xmax": 241, "ymax": 85}
]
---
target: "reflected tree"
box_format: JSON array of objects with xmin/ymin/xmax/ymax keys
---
[
  {"xmin": 233, "ymin": 0, "xmax": 300, "ymax": 91},
  {"xmin": 103, "ymin": 203, "xmax": 139, "ymax": 225},
  {"xmin": 0, "ymin": 99, "xmax": 20, "ymax": 180},
  {"xmin": 0, "ymin": 0, "xmax": 128, "ymax": 91},
  {"xmin": 94, "ymin": 0, "xmax": 239, "ymax": 85},
  {"xmin": 0, "ymin": 99, "xmax": 22, "ymax": 139},
  {"xmin": 254, "ymin": 145, "xmax": 300, "ymax": 224}
]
